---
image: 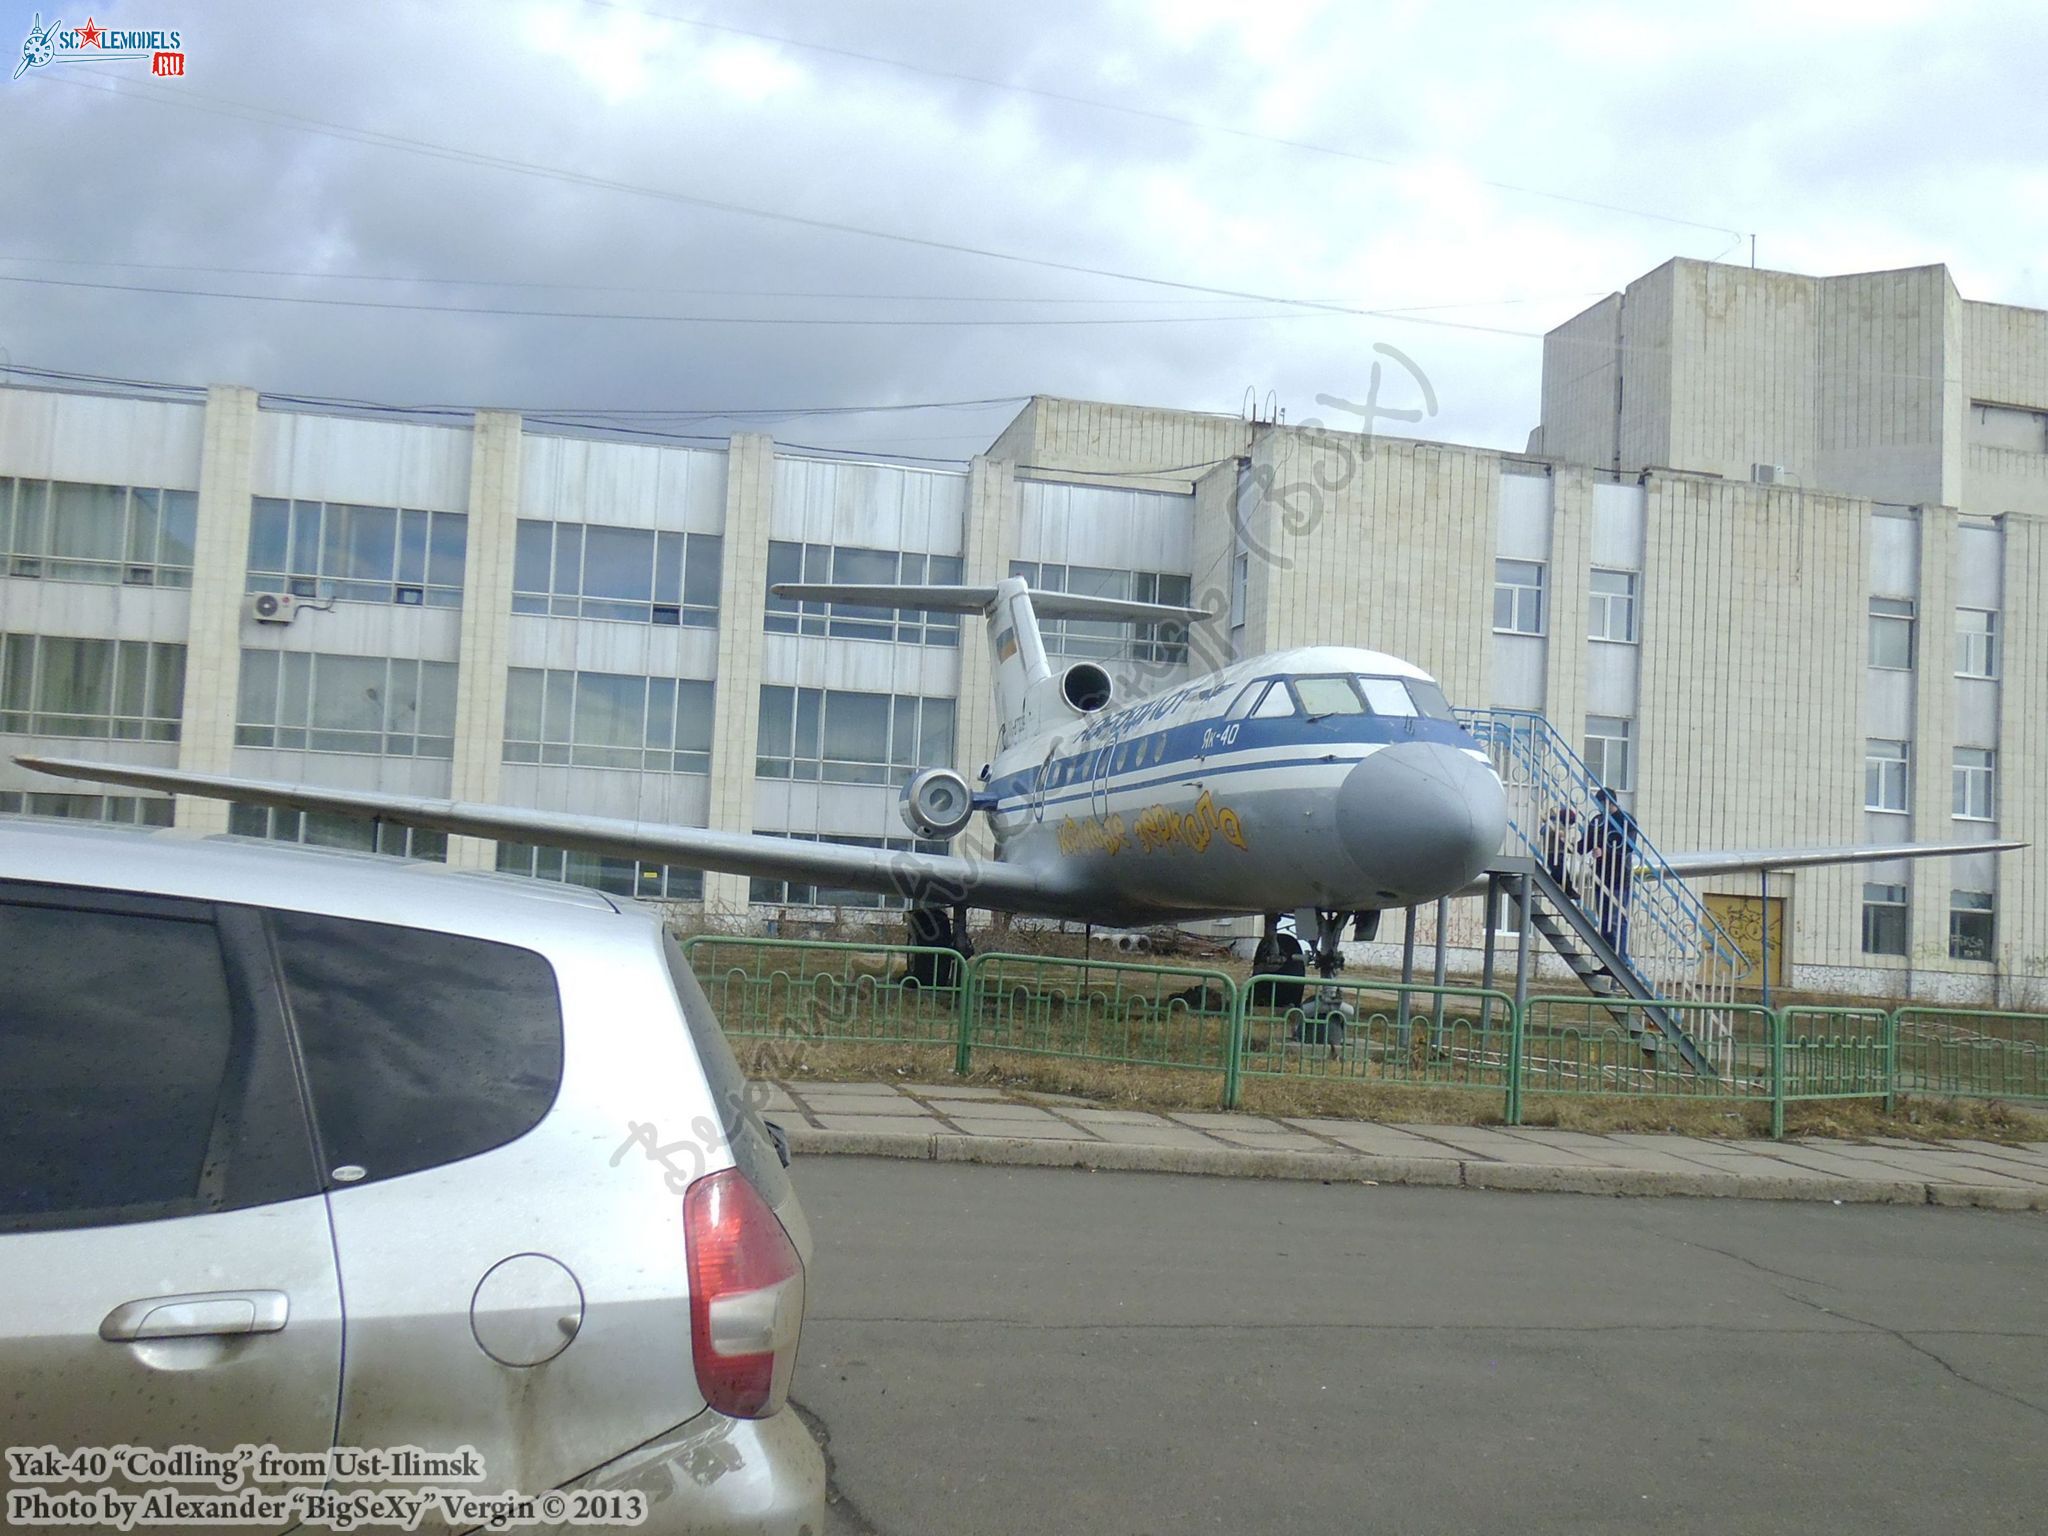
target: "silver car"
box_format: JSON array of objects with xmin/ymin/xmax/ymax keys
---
[{"xmin": 0, "ymin": 818, "xmax": 824, "ymax": 1536}]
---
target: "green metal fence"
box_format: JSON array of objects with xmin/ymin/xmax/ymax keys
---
[
  {"xmin": 1516, "ymin": 996, "xmax": 1775, "ymax": 1109},
  {"xmin": 677, "ymin": 937, "xmax": 2048, "ymax": 1132},
  {"xmin": 1894, "ymin": 1007, "xmax": 2048, "ymax": 1103},
  {"xmin": 681, "ymin": 936, "xmax": 965, "ymax": 1071},
  {"xmin": 960, "ymin": 952, "xmax": 1240, "ymax": 1087},
  {"xmin": 1235, "ymin": 978, "xmax": 1518, "ymax": 1117}
]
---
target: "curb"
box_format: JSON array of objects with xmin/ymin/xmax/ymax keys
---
[{"xmin": 780, "ymin": 1128, "xmax": 2048, "ymax": 1210}]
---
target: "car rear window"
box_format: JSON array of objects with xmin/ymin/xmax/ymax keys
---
[
  {"xmin": 271, "ymin": 910, "xmax": 564, "ymax": 1187},
  {"xmin": 664, "ymin": 931, "xmax": 791, "ymax": 1207}
]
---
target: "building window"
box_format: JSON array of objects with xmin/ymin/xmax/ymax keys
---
[
  {"xmin": 1860, "ymin": 883, "xmax": 1909, "ymax": 957},
  {"xmin": 503, "ymin": 668, "xmax": 713, "ymax": 773},
  {"xmin": 764, "ymin": 542, "xmax": 961, "ymax": 646},
  {"xmin": 1864, "ymin": 739, "xmax": 1910, "ymax": 812},
  {"xmin": 1582, "ymin": 714, "xmax": 1633, "ymax": 792},
  {"xmin": 248, "ymin": 498, "xmax": 467, "ymax": 608},
  {"xmin": 229, "ymin": 803, "xmax": 446, "ymax": 861},
  {"xmin": 513, "ymin": 519, "xmax": 721, "ymax": 627},
  {"xmin": 1955, "ymin": 608, "xmax": 1999, "ymax": 679},
  {"xmin": 0, "ymin": 791, "xmax": 173, "ymax": 826},
  {"xmin": 2, "ymin": 476, "xmax": 197, "ymax": 588},
  {"xmin": 1949, "ymin": 890, "xmax": 1995, "ymax": 962},
  {"xmin": 1869, "ymin": 596, "xmax": 1915, "ymax": 670},
  {"xmin": 749, "ymin": 832, "xmax": 949, "ymax": 909},
  {"xmin": 1011, "ymin": 562, "xmax": 1191, "ymax": 664},
  {"xmin": 756, "ymin": 686, "xmax": 955, "ymax": 787},
  {"xmin": 1230, "ymin": 551, "xmax": 1249, "ymax": 631},
  {"xmin": 1952, "ymin": 748, "xmax": 1995, "ymax": 821},
  {"xmin": 1494, "ymin": 559, "xmax": 1545, "ymax": 635},
  {"xmin": 496, "ymin": 841, "xmax": 703, "ymax": 901},
  {"xmin": 0, "ymin": 633, "xmax": 186, "ymax": 741},
  {"xmin": 235, "ymin": 651, "xmax": 457, "ymax": 757},
  {"xmin": 1588, "ymin": 568, "xmax": 1638, "ymax": 643}
]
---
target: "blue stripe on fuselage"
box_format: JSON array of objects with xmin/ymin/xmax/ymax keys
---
[{"xmin": 987, "ymin": 712, "xmax": 1473, "ymax": 811}]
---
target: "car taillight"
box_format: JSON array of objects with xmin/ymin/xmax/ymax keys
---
[{"xmin": 683, "ymin": 1168, "xmax": 805, "ymax": 1418}]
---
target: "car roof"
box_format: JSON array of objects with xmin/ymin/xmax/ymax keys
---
[{"xmin": 0, "ymin": 818, "xmax": 639, "ymax": 940}]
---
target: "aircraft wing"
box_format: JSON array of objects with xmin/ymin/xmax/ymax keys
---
[
  {"xmin": 10, "ymin": 755, "xmax": 1089, "ymax": 916},
  {"xmin": 1654, "ymin": 839, "xmax": 2026, "ymax": 877}
]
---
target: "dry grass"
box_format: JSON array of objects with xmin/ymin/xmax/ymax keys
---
[{"xmin": 742, "ymin": 1035, "xmax": 2048, "ymax": 1144}]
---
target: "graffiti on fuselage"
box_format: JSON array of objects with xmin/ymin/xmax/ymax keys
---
[{"xmin": 1057, "ymin": 789, "xmax": 1248, "ymax": 859}]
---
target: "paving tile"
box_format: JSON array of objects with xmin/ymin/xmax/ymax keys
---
[
  {"xmin": 756, "ymin": 1086, "xmax": 800, "ymax": 1113},
  {"xmin": 939, "ymin": 1102, "xmax": 1064, "ymax": 1124},
  {"xmin": 1497, "ymin": 1128, "xmax": 1631, "ymax": 1153},
  {"xmin": 1745, "ymin": 1146, "xmax": 1909, "ymax": 1182},
  {"xmin": 901, "ymin": 1083, "xmax": 1012, "ymax": 1101},
  {"xmin": 809, "ymin": 1114, "xmax": 938, "ymax": 1136},
  {"xmin": 1065, "ymin": 1123, "xmax": 1222, "ymax": 1149},
  {"xmin": 1945, "ymin": 1139, "xmax": 2048, "ymax": 1170},
  {"xmin": 1282, "ymin": 1121, "xmax": 1464, "ymax": 1158},
  {"xmin": 793, "ymin": 1081, "xmax": 910, "ymax": 1099},
  {"xmin": 791, "ymin": 1098, "xmax": 932, "ymax": 1118},
  {"xmin": 1170, "ymin": 1112, "xmax": 1286, "ymax": 1133},
  {"xmin": 1059, "ymin": 1107, "xmax": 1183, "ymax": 1127},
  {"xmin": 1203, "ymin": 1130, "xmax": 1332, "ymax": 1152},
  {"xmin": 1394, "ymin": 1127, "xmax": 1587, "ymax": 1164},
  {"xmin": 939, "ymin": 1120, "xmax": 1093, "ymax": 1141},
  {"xmin": 1830, "ymin": 1149, "xmax": 2033, "ymax": 1186}
]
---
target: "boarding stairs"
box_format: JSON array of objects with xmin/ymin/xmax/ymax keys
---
[{"xmin": 1457, "ymin": 709, "xmax": 1751, "ymax": 1077}]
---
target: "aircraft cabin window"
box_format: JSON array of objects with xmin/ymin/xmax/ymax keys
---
[
  {"xmin": 1225, "ymin": 682, "xmax": 1267, "ymax": 720},
  {"xmin": 1357, "ymin": 677, "xmax": 1418, "ymax": 717},
  {"xmin": 1251, "ymin": 685, "xmax": 1296, "ymax": 719},
  {"xmin": 1293, "ymin": 676, "xmax": 1364, "ymax": 717}
]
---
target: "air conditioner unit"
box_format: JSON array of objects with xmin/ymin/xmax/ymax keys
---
[
  {"xmin": 247, "ymin": 592, "xmax": 299, "ymax": 625},
  {"xmin": 1752, "ymin": 463, "xmax": 1786, "ymax": 485}
]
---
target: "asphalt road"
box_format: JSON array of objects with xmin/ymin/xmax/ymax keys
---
[{"xmin": 788, "ymin": 1158, "xmax": 2047, "ymax": 1536}]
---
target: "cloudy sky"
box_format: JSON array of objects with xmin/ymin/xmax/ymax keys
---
[{"xmin": 2, "ymin": 0, "xmax": 2043, "ymax": 462}]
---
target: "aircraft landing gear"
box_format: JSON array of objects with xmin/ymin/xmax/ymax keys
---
[{"xmin": 1291, "ymin": 908, "xmax": 1364, "ymax": 1049}]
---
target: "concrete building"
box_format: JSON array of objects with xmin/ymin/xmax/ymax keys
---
[{"xmin": 1, "ymin": 257, "xmax": 2042, "ymax": 1000}]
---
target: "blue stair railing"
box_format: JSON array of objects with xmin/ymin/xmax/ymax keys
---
[{"xmin": 1458, "ymin": 708, "xmax": 1752, "ymax": 1075}]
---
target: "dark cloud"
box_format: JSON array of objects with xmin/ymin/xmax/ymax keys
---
[{"xmin": 1, "ymin": 0, "xmax": 2041, "ymax": 459}]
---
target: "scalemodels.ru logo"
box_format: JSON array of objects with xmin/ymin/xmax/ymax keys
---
[{"xmin": 14, "ymin": 13, "xmax": 186, "ymax": 80}]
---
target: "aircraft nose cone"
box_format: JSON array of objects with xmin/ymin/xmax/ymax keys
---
[{"xmin": 1336, "ymin": 742, "xmax": 1508, "ymax": 904}]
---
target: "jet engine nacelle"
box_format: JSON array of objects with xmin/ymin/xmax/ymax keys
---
[
  {"xmin": 900, "ymin": 766, "xmax": 976, "ymax": 839},
  {"xmin": 1060, "ymin": 662, "xmax": 1114, "ymax": 714}
]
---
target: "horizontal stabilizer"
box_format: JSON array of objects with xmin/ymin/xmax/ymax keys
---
[
  {"xmin": 1656, "ymin": 839, "xmax": 2027, "ymax": 877},
  {"xmin": 11, "ymin": 756, "xmax": 1093, "ymax": 917},
  {"xmin": 770, "ymin": 582, "xmax": 1210, "ymax": 623}
]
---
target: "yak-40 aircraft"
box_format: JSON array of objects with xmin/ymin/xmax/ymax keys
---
[{"xmin": 15, "ymin": 576, "xmax": 2023, "ymax": 997}]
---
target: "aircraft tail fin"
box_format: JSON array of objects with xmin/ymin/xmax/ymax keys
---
[{"xmin": 769, "ymin": 579, "xmax": 1210, "ymax": 744}]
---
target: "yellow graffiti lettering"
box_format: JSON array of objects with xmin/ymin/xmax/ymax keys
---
[
  {"xmin": 1057, "ymin": 813, "xmax": 1128, "ymax": 858},
  {"xmin": 1130, "ymin": 790, "xmax": 1248, "ymax": 855}
]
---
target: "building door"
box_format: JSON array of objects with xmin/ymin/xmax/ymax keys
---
[{"xmin": 1704, "ymin": 892, "xmax": 1786, "ymax": 992}]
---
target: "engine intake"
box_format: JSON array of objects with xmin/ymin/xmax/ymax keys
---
[
  {"xmin": 1060, "ymin": 663, "xmax": 1114, "ymax": 714},
  {"xmin": 899, "ymin": 766, "xmax": 975, "ymax": 839}
]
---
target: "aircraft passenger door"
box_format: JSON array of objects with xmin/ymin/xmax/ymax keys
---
[
  {"xmin": 1032, "ymin": 740, "xmax": 1059, "ymax": 822},
  {"xmin": 1090, "ymin": 729, "xmax": 1119, "ymax": 823}
]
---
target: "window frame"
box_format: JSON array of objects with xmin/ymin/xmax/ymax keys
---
[
  {"xmin": 1868, "ymin": 596, "xmax": 1916, "ymax": 671},
  {"xmin": 502, "ymin": 667, "xmax": 715, "ymax": 773},
  {"xmin": 1864, "ymin": 738, "xmax": 1910, "ymax": 813},
  {"xmin": 755, "ymin": 684, "xmax": 955, "ymax": 786},
  {"xmin": 1583, "ymin": 714, "xmax": 1634, "ymax": 794},
  {"xmin": 1493, "ymin": 558, "xmax": 1546, "ymax": 636},
  {"xmin": 1587, "ymin": 567, "xmax": 1639, "ymax": 644},
  {"xmin": 248, "ymin": 497, "xmax": 469, "ymax": 610},
  {"xmin": 4, "ymin": 477, "xmax": 198, "ymax": 589},
  {"xmin": 1948, "ymin": 889, "xmax": 1995, "ymax": 963},
  {"xmin": 512, "ymin": 518, "xmax": 722, "ymax": 629},
  {"xmin": 1859, "ymin": 882, "xmax": 1909, "ymax": 958},
  {"xmin": 1951, "ymin": 747, "xmax": 1995, "ymax": 822},
  {"xmin": 764, "ymin": 541, "xmax": 962, "ymax": 646},
  {"xmin": 1955, "ymin": 608, "xmax": 1999, "ymax": 680}
]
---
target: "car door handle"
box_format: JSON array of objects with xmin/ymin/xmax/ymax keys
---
[{"xmin": 99, "ymin": 1290, "xmax": 290, "ymax": 1342}]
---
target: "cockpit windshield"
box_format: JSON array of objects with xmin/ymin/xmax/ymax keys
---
[
  {"xmin": 1404, "ymin": 678, "xmax": 1455, "ymax": 720},
  {"xmin": 1293, "ymin": 676, "xmax": 1366, "ymax": 717}
]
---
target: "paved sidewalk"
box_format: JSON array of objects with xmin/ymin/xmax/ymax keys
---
[{"xmin": 763, "ymin": 1079, "xmax": 2048, "ymax": 1211}]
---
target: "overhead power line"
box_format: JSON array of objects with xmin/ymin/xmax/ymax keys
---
[{"xmin": 593, "ymin": 0, "xmax": 1748, "ymax": 240}]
